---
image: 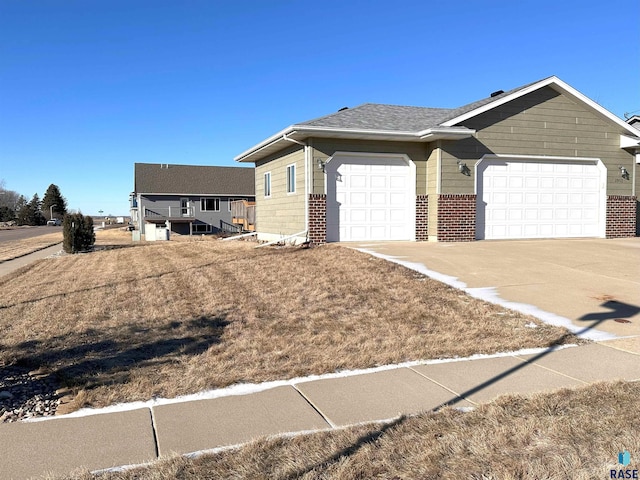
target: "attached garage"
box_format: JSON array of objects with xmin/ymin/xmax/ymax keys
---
[
  {"xmin": 326, "ymin": 153, "xmax": 415, "ymax": 242},
  {"xmin": 476, "ymin": 156, "xmax": 606, "ymax": 240}
]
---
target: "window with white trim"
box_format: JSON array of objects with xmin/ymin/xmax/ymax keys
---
[
  {"xmin": 193, "ymin": 223, "xmax": 211, "ymax": 233},
  {"xmin": 264, "ymin": 172, "xmax": 271, "ymax": 197},
  {"xmin": 286, "ymin": 164, "xmax": 296, "ymax": 193},
  {"xmin": 200, "ymin": 198, "xmax": 220, "ymax": 211}
]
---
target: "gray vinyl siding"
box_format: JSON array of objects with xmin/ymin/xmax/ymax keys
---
[
  {"xmin": 139, "ymin": 194, "xmax": 252, "ymax": 234},
  {"xmin": 440, "ymin": 86, "xmax": 635, "ymax": 195},
  {"xmin": 311, "ymin": 138, "xmax": 429, "ymax": 194},
  {"xmin": 255, "ymin": 146, "xmax": 306, "ymax": 235}
]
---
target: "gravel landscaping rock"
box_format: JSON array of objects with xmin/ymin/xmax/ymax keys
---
[{"xmin": 0, "ymin": 365, "xmax": 62, "ymax": 422}]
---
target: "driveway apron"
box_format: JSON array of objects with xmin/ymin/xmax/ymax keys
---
[{"xmin": 351, "ymin": 238, "xmax": 640, "ymax": 339}]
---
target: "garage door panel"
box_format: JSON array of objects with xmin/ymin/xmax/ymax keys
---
[
  {"xmin": 370, "ymin": 192, "xmax": 387, "ymax": 205},
  {"xmin": 478, "ymin": 159, "xmax": 603, "ymax": 240},
  {"xmin": 350, "ymin": 175, "xmax": 367, "ymax": 188},
  {"xmin": 326, "ymin": 156, "xmax": 414, "ymax": 242},
  {"xmin": 390, "ymin": 176, "xmax": 407, "ymax": 188},
  {"xmin": 350, "ymin": 192, "xmax": 366, "ymax": 205},
  {"xmin": 371, "ymin": 176, "xmax": 387, "ymax": 188},
  {"xmin": 371, "ymin": 209, "xmax": 386, "ymax": 222}
]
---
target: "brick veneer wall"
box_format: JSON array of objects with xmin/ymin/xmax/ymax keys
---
[
  {"xmin": 309, "ymin": 194, "xmax": 326, "ymax": 245},
  {"xmin": 437, "ymin": 194, "xmax": 476, "ymax": 242},
  {"xmin": 415, "ymin": 195, "xmax": 429, "ymax": 241},
  {"xmin": 606, "ymin": 195, "xmax": 637, "ymax": 238}
]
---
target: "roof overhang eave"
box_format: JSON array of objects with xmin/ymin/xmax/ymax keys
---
[
  {"xmin": 235, "ymin": 125, "xmax": 475, "ymax": 163},
  {"xmin": 417, "ymin": 127, "xmax": 476, "ymax": 141}
]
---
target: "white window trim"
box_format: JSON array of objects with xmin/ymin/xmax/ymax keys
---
[
  {"xmin": 264, "ymin": 172, "xmax": 272, "ymax": 198},
  {"xmin": 286, "ymin": 163, "xmax": 296, "ymax": 194},
  {"xmin": 193, "ymin": 223, "xmax": 212, "ymax": 233},
  {"xmin": 200, "ymin": 197, "xmax": 220, "ymax": 212}
]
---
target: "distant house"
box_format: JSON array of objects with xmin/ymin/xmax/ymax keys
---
[
  {"xmin": 628, "ymin": 115, "xmax": 640, "ymax": 130},
  {"xmin": 130, "ymin": 163, "xmax": 255, "ymax": 236},
  {"xmin": 235, "ymin": 76, "xmax": 640, "ymax": 243}
]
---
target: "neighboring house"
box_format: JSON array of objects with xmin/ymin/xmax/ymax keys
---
[
  {"xmin": 235, "ymin": 76, "xmax": 640, "ymax": 243},
  {"xmin": 627, "ymin": 115, "xmax": 640, "ymax": 130},
  {"xmin": 130, "ymin": 163, "xmax": 255, "ymax": 236}
]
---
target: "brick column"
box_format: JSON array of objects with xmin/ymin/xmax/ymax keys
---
[
  {"xmin": 437, "ymin": 194, "xmax": 476, "ymax": 242},
  {"xmin": 308, "ymin": 194, "xmax": 326, "ymax": 245},
  {"xmin": 606, "ymin": 195, "xmax": 637, "ymax": 238},
  {"xmin": 415, "ymin": 195, "xmax": 429, "ymax": 241}
]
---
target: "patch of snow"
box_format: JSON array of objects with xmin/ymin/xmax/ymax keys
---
[
  {"xmin": 355, "ymin": 248, "xmax": 617, "ymax": 342},
  {"xmin": 25, "ymin": 344, "xmax": 576, "ymax": 423}
]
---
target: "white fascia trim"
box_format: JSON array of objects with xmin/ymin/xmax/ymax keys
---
[
  {"xmin": 328, "ymin": 151, "xmax": 414, "ymax": 160},
  {"xmin": 234, "ymin": 125, "xmax": 297, "ymax": 162},
  {"xmin": 138, "ymin": 192, "xmax": 254, "ymax": 197},
  {"xmin": 294, "ymin": 125, "xmax": 417, "ymax": 138},
  {"xmin": 417, "ymin": 126, "xmax": 476, "ymax": 140},
  {"xmin": 475, "ymin": 153, "xmax": 602, "ymax": 164},
  {"xmin": 620, "ymin": 134, "xmax": 640, "ymax": 149},
  {"xmin": 235, "ymin": 125, "xmax": 445, "ymax": 163},
  {"xmin": 441, "ymin": 76, "xmax": 640, "ymax": 137}
]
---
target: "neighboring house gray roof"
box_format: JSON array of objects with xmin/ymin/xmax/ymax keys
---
[{"xmin": 134, "ymin": 163, "xmax": 255, "ymax": 196}]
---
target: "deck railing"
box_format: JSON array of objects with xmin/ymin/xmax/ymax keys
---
[
  {"xmin": 230, "ymin": 200, "xmax": 256, "ymax": 231},
  {"xmin": 143, "ymin": 206, "xmax": 195, "ymax": 219}
]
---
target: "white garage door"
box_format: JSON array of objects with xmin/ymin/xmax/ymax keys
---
[
  {"xmin": 326, "ymin": 155, "xmax": 415, "ymax": 242},
  {"xmin": 477, "ymin": 159, "xmax": 604, "ymax": 240}
]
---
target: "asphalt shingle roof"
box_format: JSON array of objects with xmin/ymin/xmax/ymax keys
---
[
  {"xmin": 134, "ymin": 163, "xmax": 255, "ymax": 196},
  {"xmin": 296, "ymin": 78, "xmax": 548, "ymax": 132},
  {"xmin": 299, "ymin": 104, "xmax": 454, "ymax": 131}
]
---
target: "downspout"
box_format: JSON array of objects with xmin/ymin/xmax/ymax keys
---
[{"xmin": 282, "ymin": 133, "xmax": 310, "ymax": 238}]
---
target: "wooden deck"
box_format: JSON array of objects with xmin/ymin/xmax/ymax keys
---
[{"xmin": 230, "ymin": 200, "xmax": 256, "ymax": 232}]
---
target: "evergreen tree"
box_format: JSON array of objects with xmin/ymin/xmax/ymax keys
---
[
  {"xmin": 30, "ymin": 194, "xmax": 46, "ymax": 225},
  {"xmin": 42, "ymin": 184, "xmax": 68, "ymax": 219},
  {"xmin": 0, "ymin": 206, "xmax": 15, "ymax": 222},
  {"xmin": 17, "ymin": 194, "xmax": 46, "ymax": 225},
  {"xmin": 63, "ymin": 213, "xmax": 95, "ymax": 253}
]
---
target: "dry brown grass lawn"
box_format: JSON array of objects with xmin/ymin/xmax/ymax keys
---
[
  {"xmin": 0, "ymin": 234, "xmax": 578, "ymax": 409},
  {"xmin": 0, "ymin": 231, "xmax": 63, "ymax": 262},
  {"xmin": 57, "ymin": 380, "xmax": 640, "ymax": 479}
]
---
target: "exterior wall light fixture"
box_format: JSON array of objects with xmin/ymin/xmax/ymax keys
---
[
  {"xmin": 457, "ymin": 160, "xmax": 471, "ymax": 176},
  {"xmin": 619, "ymin": 166, "xmax": 629, "ymax": 179}
]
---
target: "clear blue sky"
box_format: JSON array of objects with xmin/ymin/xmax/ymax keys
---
[{"xmin": 1, "ymin": 0, "xmax": 638, "ymax": 215}]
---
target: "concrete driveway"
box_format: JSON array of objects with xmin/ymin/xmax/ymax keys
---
[{"xmin": 352, "ymin": 238, "xmax": 640, "ymax": 339}]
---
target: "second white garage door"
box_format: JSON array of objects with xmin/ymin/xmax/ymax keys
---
[
  {"xmin": 477, "ymin": 158, "xmax": 605, "ymax": 240},
  {"xmin": 326, "ymin": 154, "xmax": 415, "ymax": 242}
]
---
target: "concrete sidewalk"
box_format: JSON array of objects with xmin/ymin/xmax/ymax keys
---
[
  {"xmin": 0, "ymin": 243, "xmax": 63, "ymax": 277},
  {"xmin": 2, "ymin": 339, "xmax": 639, "ymax": 479}
]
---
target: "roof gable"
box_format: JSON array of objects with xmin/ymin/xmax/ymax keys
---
[
  {"xmin": 235, "ymin": 76, "xmax": 640, "ymax": 163},
  {"xmin": 441, "ymin": 76, "xmax": 639, "ymax": 136},
  {"xmin": 134, "ymin": 163, "xmax": 255, "ymax": 196}
]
